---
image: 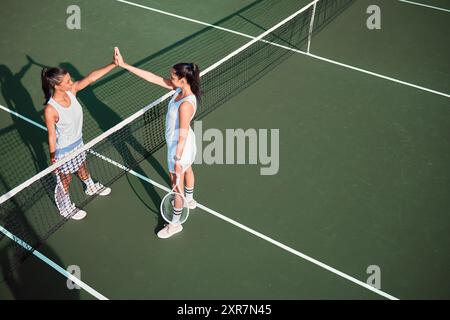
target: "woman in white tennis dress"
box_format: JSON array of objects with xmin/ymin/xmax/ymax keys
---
[
  {"xmin": 165, "ymin": 87, "xmax": 197, "ymax": 175},
  {"xmin": 114, "ymin": 47, "xmax": 200, "ymax": 239},
  {"xmin": 42, "ymin": 60, "xmax": 116, "ymax": 220}
]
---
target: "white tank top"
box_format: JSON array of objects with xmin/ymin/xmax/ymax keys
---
[
  {"xmin": 48, "ymin": 91, "xmax": 83, "ymax": 150},
  {"xmin": 165, "ymin": 88, "xmax": 197, "ymax": 145}
]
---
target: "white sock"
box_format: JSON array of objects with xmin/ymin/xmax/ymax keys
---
[
  {"xmin": 171, "ymin": 207, "xmax": 182, "ymax": 224},
  {"xmin": 185, "ymin": 186, "xmax": 194, "ymax": 202},
  {"xmin": 83, "ymin": 177, "xmax": 95, "ymax": 188}
]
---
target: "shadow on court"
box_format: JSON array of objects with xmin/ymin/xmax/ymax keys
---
[
  {"xmin": 0, "ymin": 60, "xmax": 78, "ymax": 298},
  {"xmin": 0, "ymin": 0, "xmax": 356, "ymax": 286},
  {"xmin": 0, "ymin": 175, "xmax": 79, "ymax": 300},
  {"xmin": 0, "ymin": 61, "xmax": 49, "ymax": 193}
]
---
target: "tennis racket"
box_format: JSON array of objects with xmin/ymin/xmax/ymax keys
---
[{"xmin": 160, "ymin": 174, "xmax": 189, "ymax": 224}]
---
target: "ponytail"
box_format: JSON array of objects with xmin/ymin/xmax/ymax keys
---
[
  {"xmin": 41, "ymin": 68, "xmax": 52, "ymax": 105},
  {"xmin": 41, "ymin": 67, "xmax": 67, "ymax": 105},
  {"xmin": 173, "ymin": 62, "xmax": 202, "ymax": 100},
  {"xmin": 190, "ymin": 63, "xmax": 201, "ymax": 100}
]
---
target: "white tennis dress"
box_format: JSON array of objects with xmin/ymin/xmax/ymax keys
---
[
  {"xmin": 165, "ymin": 88, "xmax": 197, "ymax": 173},
  {"xmin": 48, "ymin": 91, "xmax": 85, "ymax": 174}
]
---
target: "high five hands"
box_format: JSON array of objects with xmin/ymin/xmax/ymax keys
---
[{"xmin": 114, "ymin": 47, "xmax": 125, "ymax": 67}]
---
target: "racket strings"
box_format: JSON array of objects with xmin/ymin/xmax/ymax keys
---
[{"xmin": 160, "ymin": 191, "xmax": 189, "ymax": 225}]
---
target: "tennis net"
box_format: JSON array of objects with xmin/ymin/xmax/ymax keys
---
[{"xmin": 0, "ymin": 0, "xmax": 354, "ymax": 277}]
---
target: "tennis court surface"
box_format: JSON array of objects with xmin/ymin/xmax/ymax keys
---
[{"xmin": 1, "ymin": 0, "xmax": 449, "ymax": 300}]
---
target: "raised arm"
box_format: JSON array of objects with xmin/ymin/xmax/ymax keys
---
[
  {"xmin": 71, "ymin": 62, "xmax": 116, "ymax": 94},
  {"xmin": 114, "ymin": 47, "xmax": 175, "ymax": 90},
  {"xmin": 15, "ymin": 57, "xmax": 33, "ymax": 80}
]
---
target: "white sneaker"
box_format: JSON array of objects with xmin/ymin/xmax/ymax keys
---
[
  {"xmin": 60, "ymin": 204, "xmax": 87, "ymax": 220},
  {"xmin": 85, "ymin": 182, "xmax": 111, "ymax": 196},
  {"xmin": 157, "ymin": 223, "xmax": 183, "ymax": 239},
  {"xmin": 70, "ymin": 209, "xmax": 87, "ymax": 220},
  {"xmin": 187, "ymin": 199, "xmax": 197, "ymax": 210}
]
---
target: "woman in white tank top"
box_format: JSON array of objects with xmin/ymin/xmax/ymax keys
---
[
  {"xmin": 42, "ymin": 58, "xmax": 116, "ymax": 220},
  {"xmin": 114, "ymin": 47, "xmax": 200, "ymax": 239}
]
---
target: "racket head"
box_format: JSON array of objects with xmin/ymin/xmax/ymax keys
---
[{"xmin": 160, "ymin": 190, "xmax": 189, "ymax": 224}]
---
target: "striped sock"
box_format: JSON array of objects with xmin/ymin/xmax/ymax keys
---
[
  {"xmin": 172, "ymin": 207, "xmax": 182, "ymax": 224},
  {"xmin": 185, "ymin": 186, "xmax": 194, "ymax": 202}
]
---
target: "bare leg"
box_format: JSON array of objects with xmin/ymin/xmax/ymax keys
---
[
  {"xmin": 58, "ymin": 172, "xmax": 72, "ymax": 194},
  {"xmin": 77, "ymin": 161, "xmax": 90, "ymax": 181},
  {"xmin": 184, "ymin": 166, "xmax": 195, "ymax": 189}
]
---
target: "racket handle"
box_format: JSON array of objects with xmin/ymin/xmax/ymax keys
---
[{"xmin": 175, "ymin": 174, "xmax": 180, "ymax": 188}]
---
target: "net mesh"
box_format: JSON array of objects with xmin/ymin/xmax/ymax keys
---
[{"xmin": 0, "ymin": 0, "xmax": 354, "ymax": 278}]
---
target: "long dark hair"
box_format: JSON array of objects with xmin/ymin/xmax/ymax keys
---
[
  {"xmin": 173, "ymin": 63, "xmax": 202, "ymax": 100},
  {"xmin": 41, "ymin": 67, "xmax": 67, "ymax": 104}
]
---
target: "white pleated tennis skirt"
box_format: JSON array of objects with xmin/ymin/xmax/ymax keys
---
[{"xmin": 55, "ymin": 138, "xmax": 87, "ymax": 174}]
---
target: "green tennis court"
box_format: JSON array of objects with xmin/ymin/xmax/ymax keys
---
[{"xmin": 1, "ymin": 0, "xmax": 449, "ymax": 300}]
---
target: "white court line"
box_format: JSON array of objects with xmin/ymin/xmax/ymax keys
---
[
  {"xmin": 0, "ymin": 105, "xmax": 47, "ymax": 130},
  {"xmin": 304, "ymin": 52, "xmax": 450, "ymax": 98},
  {"xmin": 1, "ymin": 1, "xmax": 318, "ymax": 206},
  {"xmin": 398, "ymin": 0, "xmax": 450, "ymax": 13},
  {"xmin": 116, "ymin": 0, "xmax": 255, "ymax": 40},
  {"xmin": 91, "ymin": 152, "xmax": 398, "ymax": 300},
  {"xmin": 0, "ymin": 225, "xmax": 108, "ymax": 300},
  {"xmin": 0, "ymin": 105, "xmax": 399, "ymax": 300},
  {"xmin": 115, "ymin": 0, "xmax": 450, "ymax": 99}
]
